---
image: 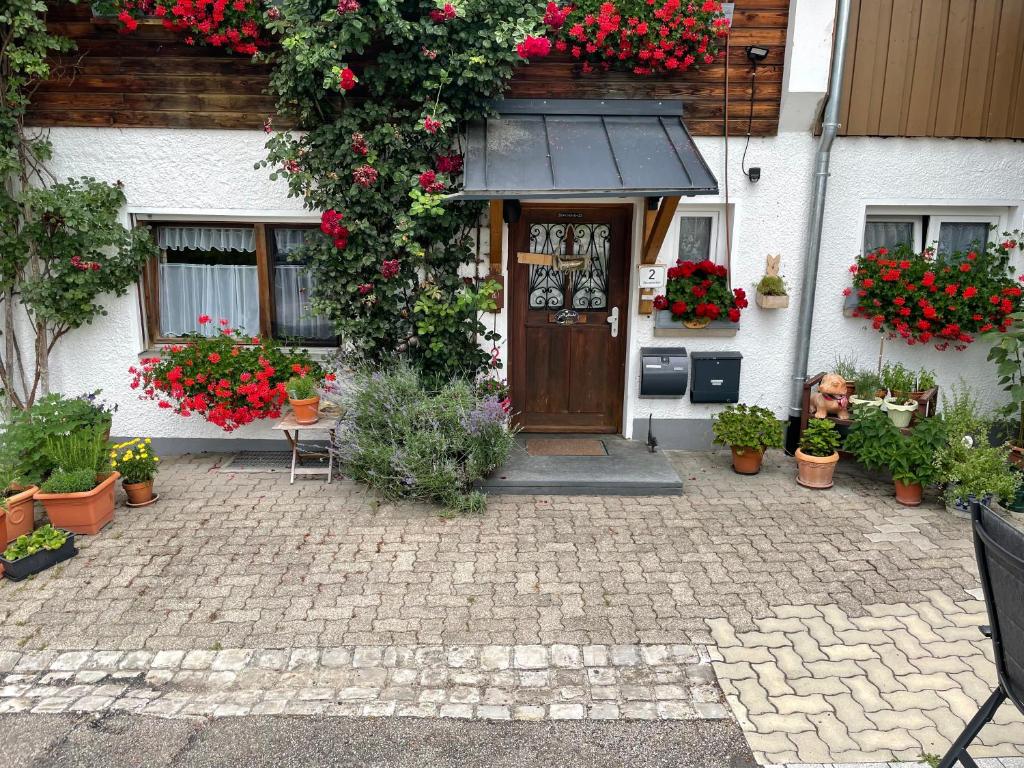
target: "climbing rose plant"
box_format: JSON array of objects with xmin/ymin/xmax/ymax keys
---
[
  {"xmin": 95, "ymin": 0, "xmax": 269, "ymax": 54},
  {"xmin": 257, "ymin": 0, "xmax": 547, "ymax": 378},
  {"xmin": 847, "ymin": 234, "xmax": 1023, "ymax": 350},
  {"xmin": 521, "ymin": 0, "xmax": 731, "ymax": 75}
]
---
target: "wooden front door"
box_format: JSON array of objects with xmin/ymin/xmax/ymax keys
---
[{"xmin": 510, "ymin": 204, "xmax": 631, "ymax": 433}]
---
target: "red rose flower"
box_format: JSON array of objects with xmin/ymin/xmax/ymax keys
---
[
  {"xmin": 517, "ymin": 35, "xmax": 553, "ymax": 60},
  {"xmin": 338, "ymin": 66, "xmax": 357, "ymax": 92}
]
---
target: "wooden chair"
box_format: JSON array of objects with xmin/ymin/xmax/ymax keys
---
[{"xmin": 937, "ymin": 501, "xmax": 1024, "ymax": 768}]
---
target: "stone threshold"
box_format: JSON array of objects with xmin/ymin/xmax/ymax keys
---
[{"xmin": 0, "ymin": 643, "xmax": 730, "ymax": 722}]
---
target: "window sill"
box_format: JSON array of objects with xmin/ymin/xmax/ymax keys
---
[
  {"xmin": 138, "ymin": 345, "xmax": 338, "ymax": 360},
  {"xmin": 653, "ymin": 311, "xmax": 739, "ymax": 337}
]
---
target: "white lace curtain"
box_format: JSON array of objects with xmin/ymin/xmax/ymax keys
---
[
  {"xmin": 938, "ymin": 222, "xmax": 989, "ymax": 258},
  {"xmin": 157, "ymin": 226, "xmax": 259, "ymax": 337},
  {"xmin": 863, "ymin": 221, "xmax": 914, "ymax": 253},
  {"xmin": 273, "ymin": 229, "xmax": 334, "ymax": 340}
]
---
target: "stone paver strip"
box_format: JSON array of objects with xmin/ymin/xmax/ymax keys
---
[
  {"xmin": 0, "ymin": 643, "xmax": 724, "ymax": 722},
  {"xmin": 712, "ymin": 597, "xmax": 1024, "ymax": 765}
]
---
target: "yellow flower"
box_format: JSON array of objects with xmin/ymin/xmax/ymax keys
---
[
  {"xmin": 110, "ymin": 451, "xmax": 117, "ymax": 458},
  {"xmin": 145, "ymin": 438, "xmax": 152, "ymax": 444},
  {"xmin": 124, "ymin": 452, "xmax": 134, "ymax": 461},
  {"xmin": 111, "ymin": 460, "xmax": 118, "ymax": 467},
  {"xmin": 153, "ymin": 457, "xmax": 160, "ymax": 463}
]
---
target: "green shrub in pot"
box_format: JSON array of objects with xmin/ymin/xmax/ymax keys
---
[
  {"xmin": 881, "ymin": 361, "xmax": 916, "ymax": 400},
  {"xmin": 795, "ymin": 418, "xmax": 842, "ymax": 489},
  {"xmin": 711, "ymin": 404, "xmax": 783, "ymax": 475},
  {"xmin": 942, "ymin": 444, "xmax": 1020, "ymax": 511}
]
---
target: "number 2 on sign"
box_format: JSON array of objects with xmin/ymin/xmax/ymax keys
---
[{"xmin": 638, "ymin": 264, "xmax": 666, "ymax": 289}]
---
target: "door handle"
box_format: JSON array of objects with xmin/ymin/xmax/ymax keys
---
[{"xmin": 607, "ymin": 306, "xmax": 619, "ymax": 338}]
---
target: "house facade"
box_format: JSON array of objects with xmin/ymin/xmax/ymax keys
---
[{"xmin": 26, "ymin": 0, "xmax": 1024, "ymax": 449}]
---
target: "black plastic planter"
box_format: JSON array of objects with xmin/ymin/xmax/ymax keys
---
[{"xmin": 0, "ymin": 533, "xmax": 78, "ymax": 582}]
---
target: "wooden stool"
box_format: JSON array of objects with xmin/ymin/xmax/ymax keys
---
[{"xmin": 273, "ymin": 413, "xmax": 336, "ymax": 484}]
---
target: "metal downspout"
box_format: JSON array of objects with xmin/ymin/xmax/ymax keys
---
[{"xmin": 787, "ymin": 0, "xmax": 853, "ymax": 438}]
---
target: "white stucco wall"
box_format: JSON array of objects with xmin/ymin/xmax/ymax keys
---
[{"xmin": 26, "ymin": 116, "xmax": 1024, "ymax": 446}]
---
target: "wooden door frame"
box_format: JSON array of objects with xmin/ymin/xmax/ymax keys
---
[{"xmin": 508, "ymin": 202, "xmax": 633, "ymax": 434}]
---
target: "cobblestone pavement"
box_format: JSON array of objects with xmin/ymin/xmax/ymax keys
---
[
  {"xmin": 0, "ymin": 643, "xmax": 728, "ymax": 722},
  {"xmin": 0, "ymin": 450, "xmax": 1020, "ymax": 763},
  {"xmin": 710, "ymin": 593, "xmax": 1024, "ymax": 764}
]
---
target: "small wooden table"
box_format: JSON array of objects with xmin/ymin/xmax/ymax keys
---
[{"xmin": 273, "ymin": 412, "xmax": 336, "ymax": 484}]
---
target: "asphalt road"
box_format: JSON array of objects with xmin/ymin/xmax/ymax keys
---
[{"xmin": 0, "ymin": 713, "xmax": 757, "ymax": 768}]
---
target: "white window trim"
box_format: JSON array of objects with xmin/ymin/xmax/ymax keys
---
[
  {"xmin": 864, "ymin": 215, "xmax": 923, "ymax": 252},
  {"xmin": 926, "ymin": 214, "xmax": 1000, "ymax": 253},
  {"xmin": 672, "ymin": 207, "xmax": 727, "ymax": 266}
]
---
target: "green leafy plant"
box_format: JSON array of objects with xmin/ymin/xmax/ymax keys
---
[
  {"xmin": 915, "ymin": 367, "xmax": 937, "ymax": 392},
  {"xmin": 881, "ymin": 361, "xmax": 916, "ymax": 399},
  {"xmin": 711, "ymin": 404, "xmax": 783, "ymax": 453},
  {"xmin": 986, "ymin": 311, "xmax": 1024, "ymax": 449},
  {"xmin": 413, "ymin": 280, "xmax": 502, "ymax": 381},
  {"xmin": 755, "ymin": 275, "xmax": 787, "ymax": 297},
  {"xmin": 799, "ymin": 419, "xmax": 841, "ymax": 458},
  {"xmin": 40, "ymin": 469, "xmax": 98, "ymax": 495},
  {"xmin": 1, "ymin": 394, "xmax": 114, "ymax": 485},
  {"xmin": 286, "ymin": 375, "xmax": 318, "ymax": 401},
  {"xmin": 2, "ymin": 524, "xmax": 68, "ymax": 562},
  {"xmin": 844, "ymin": 406, "xmax": 946, "ymax": 485},
  {"xmin": 109, "ymin": 438, "xmax": 159, "ymax": 484},
  {"xmin": 934, "ymin": 381, "xmax": 991, "ymax": 487},
  {"xmin": 831, "ymin": 355, "xmax": 859, "ymax": 382},
  {"xmin": 942, "ymin": 444, "xmax": 1021, "ymax": 505},
  {"xmin": 334, "ymin": 365, "xmax": 516, "ymax": 514},
  {"xmin": 853, "ymin": 370, "xmax": 882, "ymax": 399},
  {"xmin": 45, "ymin": 425, "xmax": 107, "ymax": 474}
]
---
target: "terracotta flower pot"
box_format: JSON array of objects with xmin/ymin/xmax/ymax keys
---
[
  {"xmin": 731, "ymin": 446, "xmax": 764, "ymax": 475},
  {"xmin": 36, "ymin": 472, "xmax": 119, "ymax": 536},
  {"xmin": 289, "ymin": 396, "xmax": 321, "ymax": 425},
  {"xmin": 1009, "ymin": 445, "xmax": 1024, "ymax": 469},
  {"xmin": 1, "ymin": 486, "xmax": 39, "ymax": 545},
  {"xmin": 795, "ymin": 450, "xmax": 839, "ymax": 489},
  {"xmin": 893, "ymin": 478, "xmax": 923, "ymax": 507},
  {"xmin": 123, "ymin": 479, "xmax": 154, "ymax": 506}
]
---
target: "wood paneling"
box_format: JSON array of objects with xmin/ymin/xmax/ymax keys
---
[
  {"xmin": 840, "ymin": 0, "xmax": 1024, "ymax": 138},
  {"xmin": 29, "ymin": 1, "xmax": 789, "ymax": 136}
]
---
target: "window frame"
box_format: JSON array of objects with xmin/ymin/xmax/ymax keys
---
[
  {"xmin": 141, "ymin": 220, "xmax": 334, "ymax": 347},
  {"xmin": 672, "ymin": 208, "xmax": 727, "ymax": 266},
  {"xmin": 926, "ymin": 214, "xmax": 1000, "ymax": 257},
  {"xmin": 863, "ymin": 215, "xmax": 923, "ymax": 253}
]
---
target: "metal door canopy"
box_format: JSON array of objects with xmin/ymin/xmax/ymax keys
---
[{"xmin": 455, "ymin": 99, "xmax": 719, "ymax": 200}]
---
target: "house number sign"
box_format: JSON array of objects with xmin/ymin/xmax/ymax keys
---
[{"xmin": 638, "ymin": 264, "xmax": 667, "ymax": 289}]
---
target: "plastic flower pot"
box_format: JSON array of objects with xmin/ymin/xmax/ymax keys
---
[
  {"xmin": 0, "ymin": 531, "xmax": 77, "ymax": 582},
  {"xmin": 123, "ymin": 479, "xmax": 154, "ymax": 506},
  {"xmin": 794, "ymin": 450, "xmax": 840, "ymax": 489},
  {"xmin": 893, "ymin": 479, "xmax": 923, "ymax": 507},
  {"xmin": 849, "ymin": 396, "xmax": 883, "ymax": 408},
  {"xmin": 730, "ymin": 446, "xmax": 764, "ymax": 475},
  {"xmin": 36, "ymin": 472, "xmax": 119, "ymax": 536},
  {"xmin": 882, "ymin": 398, "xmax": 918, "ymax": 428},
  {"xmin": 289, "ymin": 395, "xmax": 321, "ymax": 425},
  {"xmin": 1, "ymin": 486, "xmax": 39, "ymax": 545}
]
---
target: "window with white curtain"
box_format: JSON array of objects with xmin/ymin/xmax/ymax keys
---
[
  {"xmin": 676, "ymin": 211, "xmax": 724, "ymax": 265},
  {"xmin": 862, "ymin": 212, "xmax": 1001, "ymax": 258},
  {"xmin": 147, "ymin": 222, "xmax": 335, "ymax": 345}
]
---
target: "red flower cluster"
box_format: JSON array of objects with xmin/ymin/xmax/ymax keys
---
[
  {"xmin": 353, "ymin": 164, "xmax": 379, "ymax": 188},
  {"xmin": 516, "ymin": 35, "xmax": 553, "ymax": 60},
  {"xmin": 655, "ymin": 259, "xmax": 743, "ymax": 325},
  {"xmin": 539, "ymin": 0, "xmax": 729, "ymax": 75},
  {"xmin": 107, "ymin": 0, "xmax": 268, "ymax": 54},
  {"xmin": 320, "ymin": 209, "xmax": 350, "ymax": 249},
  {"xmin": 70, "ymin": 255, "xmax": 101, "ymax": 272},
  {"xmin": 429, "ymin": 2, "xmax": 457, "ymax": 21},
  {"xmin": 337, "ymin": 0, "xmax": 359, "ymax": 13},
  {"xmin": 338, "ymin": 66, "xmax": 358, "ymax": 92},
  {"xmin": 351, "ymin": 132, "xmax": 369, "ymax": 156},
  {"xmin": 380, "ymin": 259, "xmax": 400, "ymax": 279},
  {"xmin": 418, "ymin": 170, "xmax": 445, "ymax": 193},
  {"xmin": 849, "ymin": 238, "xmax": 1023, "ymax": 350},
  {"xmin": 435, "ymin": 153, "xmax": 464, "ymax": 175},
  {"xmin": 129, "ymin": 318, "xmax": 321, "ymax": 432},
  {"xmin": 422, "ymin": 116, "xmax": 442, "ymax": 134}
]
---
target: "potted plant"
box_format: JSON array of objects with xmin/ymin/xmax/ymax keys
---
[
  {"xmin": 795, "ymin": 418, "xmax": 842, "ymax": 489},
  {"xmin": 0, "ymin": 525, "xmax": 77, "ymax": 581},
  {"xmin": 0, "ymin": 447, "xmax": 37, "ymax": 545},
  {"xmin": 110, "ymin": 438, "xmax": 160, "ymax": 507},
  {"xmin": 986, "ymin": 313, "xmax": 1024, "ymax": 467},
  {"xmin": 711, "ymin": 404, "xmax": 783, "ymax": 475},
  {"xmin": 882, "ymin": 396, "xmax": 918, "ymax": 428},
  {"xmin": 881, "ymin": 361, "xmax": 916, "ymax": 400},
  {"xmin": 911, "ymin": 367, "xmax": 937, "ymax": 399},
  {"xmin": 941, "ymin": 445, "xmax": 1021, "ymax": 518},
  {"xmin": 832, "ymin": 355, "xmax": 859, "ymax": 397},
  {"xmin": 652, "ymin": 260, "xmax": 747, "ymax": 329},
  {"xmin": 286, "ymin": 374, "xmax": 322, "ymax": 425},
  {"xmin": 754, "ymin": 257, "xmax": 788, "ymax": 309},
  {"xmin": 844, "ymin": 405, "xmax": 946, "ymax": 506},
  {"xmin": 850, "ymin": 370, "xmax": 883, "ymax": 406},
  {"xmin": 35, "ymin": 426, "xmax": 119, "ymax": 535}
]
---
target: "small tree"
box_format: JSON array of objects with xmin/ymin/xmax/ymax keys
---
[{"xmin": 1, "ymin": 0, "xmax": 155, "ymax": 409}]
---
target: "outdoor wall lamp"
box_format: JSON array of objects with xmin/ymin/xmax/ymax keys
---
[
  {"xmin": 742, "ymin": 46, "xmax": 770, "ymax": 183},
  {"xmin": 502, "ymin": 199, "xmax": 522, "ymax": 224}
]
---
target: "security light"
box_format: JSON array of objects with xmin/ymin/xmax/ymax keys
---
[
  {"xmin": 502, "ymin": 199, "xmax": 522, "ymax": 224},
  {"xmin": 746, "ymin": 45, "xmax": 769, "ymax": 64}
]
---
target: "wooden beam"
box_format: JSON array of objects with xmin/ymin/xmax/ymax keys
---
[
  {"xmin": 639, "ymin": 196, "xmax": 680, "ymax": 315},
  {"xmin": 487, "ymin": 200, "xmax": 504, "ymax": 312}
]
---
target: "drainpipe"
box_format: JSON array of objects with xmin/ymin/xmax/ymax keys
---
[{"xmin": 785, "ymin": 0, "xmax": 853, "ymax": 454}]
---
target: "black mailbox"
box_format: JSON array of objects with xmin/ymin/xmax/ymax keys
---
[
  {"xmin": 690, "ymin": 351, "xmax": 742, "ymax": 403},
  {"xmin": 640, "ymin": 347, "xmax": 688, "ymax": 397}
]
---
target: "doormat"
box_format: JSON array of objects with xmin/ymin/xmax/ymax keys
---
[
  {"xmin": 219, "ymin": 451, "xmax": 321, "ymax": 473},
  {"xmin": 525, "ymin": 439, "xmax": 607, "ymax": 457}
]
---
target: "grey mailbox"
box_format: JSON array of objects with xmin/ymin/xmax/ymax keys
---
[
  {"xmin": 640, "ymin": 347, "xmax": 688, "ymax": 398},
  {"xmin": 690, "ymin": 351, "xmax": 742, "ymax": 403}
]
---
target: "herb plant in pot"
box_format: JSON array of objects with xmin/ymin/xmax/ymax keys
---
[
  {"xmin": 844, "ymin": 405, "xmax": 946, "ymax": 506},
  {"xmin": 286, "ymin": 374, "xmax": 322, "ymax": 425},
  {"xmin": 986, "ymin": 314, "xmax": 1024, "ymax": 468},
  {"xmin": 850, "ymin": 371, "xmax": 883, "ymax": 406},
  {"xmin": 711, "ymin": 404, "xmax": 783, "ymax": 475},
  {"xmin": 941, "ymin": 444, "xmax": 1021, "ymax": 518},
  {"xmin": 0, "ymin": 524, "xmax": 77, "ymax": 582},
  {"xmin": 0, "ymin": 448, "xmax": 37, "ymax": 546},
  {"xmin": 110, "ymin": 438, "xmax": 160, "ymax": 507},
  {"xmin": 35, "ymin": 426, "xmax": 119, "ymax": 535},
  {"xmin": 795, "ymin": 419, "xmax": 842, "ymax": 489}
]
